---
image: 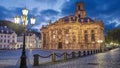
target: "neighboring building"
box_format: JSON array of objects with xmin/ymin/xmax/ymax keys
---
[
  {"xmin": 0, "ymin": 26, "xmax": 17, "ymax": 49},
  {"xmin": 17, "ymin": 31, "xmax": 41, "ymax": 49},
  {"xmin": 36, "ymin": 36, "xmax": 41, "ymax": 48},
  {"xmin": 41, "ymin": 1, "xmax": 104, "ymax": 50}
]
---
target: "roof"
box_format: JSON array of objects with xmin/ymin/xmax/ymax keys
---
[
  {"xmin": 18, "ymin": 30, "xmax": 41, "ymax": 39},
  {"xmin": 0, "ymin": 26, "xmax": 15, "ymax": 34},
  {"xmin": 62, "ymin": 15, "xmax": 94, "ymax": 23}
]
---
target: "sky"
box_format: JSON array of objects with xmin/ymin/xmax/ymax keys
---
[{"xmin": 0, "ymin": 0, "xmax": 120, "ymax": 32}]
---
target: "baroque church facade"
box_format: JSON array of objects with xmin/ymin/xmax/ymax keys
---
[{"xmin": 41, "ymin": 1, "xmax": 104, "ymax": 50}]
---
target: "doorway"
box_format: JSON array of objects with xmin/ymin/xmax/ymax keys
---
[{"xmin": 58, "ymin": 42, "xmax": 62, "ymax": 49}]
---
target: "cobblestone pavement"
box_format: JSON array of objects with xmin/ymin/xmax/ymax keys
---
[
  {"xmin": 34, "ymin": 48, "xmax": 120, "ymax": 68},
  {"xmin": 0, "ymin": 48, "xmax": 120, "ymax": 68}
]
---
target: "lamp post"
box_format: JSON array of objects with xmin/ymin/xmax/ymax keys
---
[
  {"xmin": 14, "ymin": 8, "xmax": 36, "ymax": 68},
  {"xmin": 97, "ymin": 40, "xmax": 103, "ymax": 52}
]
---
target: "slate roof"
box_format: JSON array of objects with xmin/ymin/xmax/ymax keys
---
[
  {"xmin": 0, "ymin": 26, "xmax": 15, "ymax": 34},
  {"xmin": 62, "ymin": 15, "xmax": 94, "ymax": 23}
]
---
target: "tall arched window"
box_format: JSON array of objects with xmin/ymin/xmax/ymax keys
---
[
  {"xmin": 84, "ymin": 30, "xmax": 88, "ymax": 43},
  {"xmin": 43, "ymin": 33, "xmax": 46, "ymax": 47},
  {"xmin": 91, "ymin": 30, "xmax": 95, "ymax": 41},
  {"xmin": 78, "ymin": 5, "xmax": 80, "ymax": 10},
  {"xmin": 78, "ymin": 14, "xmax": 81, "ymax": 18}
]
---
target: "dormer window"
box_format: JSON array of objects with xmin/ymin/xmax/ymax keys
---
[
  {"xmin": 7, "ymin": 31, "xmax": 9, "ymax": 33},
  {"xmin": 87, "ymin": 19, "xmax": 90, "ymax": 23},
  {"xmin": 81, "ymin": 19, "xmax": 84, "ymax": 22},
  {"xmin": 4, "ymin": 26, "xmax": 7, "ymax": 28},
  {"xmin": 1, "ymin": 30, "xmax": 3, "ymax": 33}
]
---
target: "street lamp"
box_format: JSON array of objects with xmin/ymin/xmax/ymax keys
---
[
  {"xmin": 14, "ymin": 8, "xmax": 36, "ymax": 68},
  {"xmin": 97, "ymin": 40, "xmax": 103, "ymax": 52}
]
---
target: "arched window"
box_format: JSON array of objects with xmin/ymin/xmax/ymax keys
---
[
  {"xmin": 91, "ymin": 30, "xmax": 95, "ymax": 41},
  {"xmin": 84, "ymin": 30, "xmax": 87, "ymax": 34},
  {"xmin": 78, "ymin": 5, "xmax": 80, "ymax": 10},
  {"xmin": 78, "ymin": 14, "xmax": 81, "ymax": 18},
  {"xmin": 84, "ymin": 34, "xmax": 88, "ymax": 43}
]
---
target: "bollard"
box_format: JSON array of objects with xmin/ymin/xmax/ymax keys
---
[
  {"xmin": 34, "ymin": 54, "xmax": 39, "ymax": 66},
  {"xmin": 64, "ymin": 52, "xmax": 67, "ymax": 61},
  {"xmin": 100, "ymin": 49, "xmax": 102, "ymax": 52},
  {"xmin": 72, "ymin": 52, "xmax": 75, "ymax": 58},
  {"xmin": 96, "ymin": 50, "xmax": 97, "ymax": 53},
  {"xmin": 97, "ymin": 50, "xmax": 99, "ymax": 53},
  {"xmin": 99, "ymin": 50, "xmax": 101, "ymax": 53},
  {"xmin": 83, "ymin": 51, "xmax": 86, "ymax": 56},
  {"xmin": 51, "ymin": 52, "xmax": 55, "ymax": 62},
  {"xmin": 78, "ymin": 51, "xmax": 81, "ymax": 57},
  {"xmin": 87, "ymin": 51, "xmax": 89, "ymax": 55},
  {"xmin": 91, "ymin": 50, "xmax": 92, "ymax": 55},
  {"xmin": 94, "ymin": 50, "xmax": 96, "ymax": 54}
]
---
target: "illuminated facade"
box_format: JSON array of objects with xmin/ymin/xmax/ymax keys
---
[
  {"xmin": 0, "ymin": 26, "xmax": 17, "ymax": 49},
  {"xmin": 41, "ymin": 1, "xmax": 104, "ymax": 50}
]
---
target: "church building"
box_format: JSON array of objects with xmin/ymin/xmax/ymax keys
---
[{"xmin": 40, "ymin": 1, "xmax": 104, "ymax": 50}]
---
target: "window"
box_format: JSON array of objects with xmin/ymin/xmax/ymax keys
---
[
  {"xmin": 78, "ymin": 5, "xmax": 80, "ymax": 10},
  {"xmin": 73, "ymin": 36, "xmax": 76, "ymax": 42},
  {"xmin": 78, "ymin": 14, "xmax": 81, "ymax": 18},
  {"xmin": 13, "ymin": 36, "xmax": 14, "ymax": 38},
  {"xmin": 91, "ymin": 30, "xmax": 95, "ymax": 41},
  {"xmin": 4, "ymin": 35, "xmax": 6, "ymax": 38},
  {"xmin": 84, "ymin": 34, "xmax": 88, "ymax": 43},
  {"xmin": 84, "ymin": 30, "xmax": 87, "ymax": 34},
  {"xmin": 43, "ymin": 33, "xmax": 46, "ymax": 47},
  {"xmin": 4, "ymin": 40, "xmax": 6, "ymax": 43},
  {"xmin": 8, "ymin": 40, "xmax": 9, "ymax": 43},
  {"xmin": 0, "ymin": 39, "xmax": 2, "ymax": 43},
  {"xmin": 91, "ymin": 30, "xmax": 94, "ymax": 33},
  {"xmin": 0, "ymin": 45, "xmax": 2, "ymax": 48},
  {"xmin": 1, "ymin": 35, "xmax": 3, "ymax": 37},
  {"xmin": 4, "ymin": 45, "xmax": 6, "ymax": 48},
  {"xmin": 12, "ymin": 40, "xmax": 14, "ymax": 43},
  {"xmin": 8, "ymin": 36, "xmax": 10, "ymax": 38},
  {"xmin": 17, "ymin": 45, "xmax": 19, "ymax": 47},
  {"xmin": 7, "ymin": 45, "xmax": 9, "ymax": 48},
  {"xmin": 91, "ymin": 34, "xmax": 95, "ymax": 41}
]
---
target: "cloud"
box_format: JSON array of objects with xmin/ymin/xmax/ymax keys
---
[
  {"xmin": 61, "ymin": 0, "xmax": 77, "ymax": 16},
  {"xmin": 35, "ymin": 0, "xmax": 57, "ymax": 3},
  {"xmin": 0, "ymin": 0, "xmax": 120, "ymax": 32},
  {"xmin": 108, "ymin": 18, "xmax": 120, "ymax": 27},
  {"xmin": 40, "ymin": 9, "xmax": 59, "ymax": 16},
  {"xmin": 40, "ymin": 9, "xmax": 60, "ymax": 22},
  {"xmin": 0, "ymin": 6, "xmax": 10, "ymax": 20}
]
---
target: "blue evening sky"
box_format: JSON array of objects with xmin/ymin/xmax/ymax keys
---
[{"xmin": 0, "ymin": 0, "xmax": 120, "ymax": 32}]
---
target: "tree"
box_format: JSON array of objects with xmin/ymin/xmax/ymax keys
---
[
  {"xmin": 105, "ymin": 28, "xmax": 120, "ymax": 44},
  {"xmin": 0, "ymin": 20, "xmax": 24, "ymax": 35}
]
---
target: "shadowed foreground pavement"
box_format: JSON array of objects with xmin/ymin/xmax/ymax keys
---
[{"xmin": 34, "ymin": 48, "xmax": 120, "ymax": 68}]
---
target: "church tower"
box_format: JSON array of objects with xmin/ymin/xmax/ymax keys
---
[{"xmin": 75, "ymin": 1, "xmax": 86, "ymax": 18}]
